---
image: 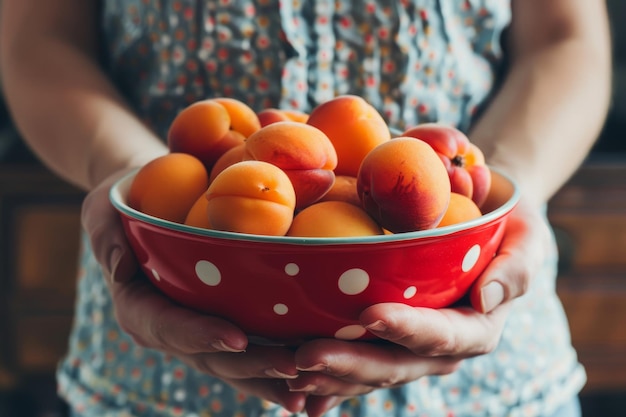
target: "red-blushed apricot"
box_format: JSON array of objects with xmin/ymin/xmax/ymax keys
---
[
  {"xmin": 357, "ymin": 137, "xmax": 451, "ymax": 233},
  {"xmin": 307, "ymin": 95, "xmax": 391, "ymax": 177},
  {"xmin": 167, "ymin": 99, "xmax": 244, "ymax": 171},
  {"xmin": 287, "ymin": 201, "xmax": 384, "ymax": 238},
  {"xmin": 212, "ymin": 97, "xmax": 262, "ymax": 137},
  {"xmin": 205, "ymin": 160, "xmax": 296, "ymax": 236},
  {"xmin": 257, "ymin": 108, "xmax": 310, "ymax": 127},
  {"xmin": 436, "ymin": 192, "xmax": 482, "ymax": 228},
  {"xmin": 317, "ymin": 175, "xmax": 361, "ymax": 207},
  {"xmin": 209, "ymin": 143, "xmax": 245, "ymax": 183},
  {"xmin": 128, "ymin": 153, "xmax": 210, "ymax": 224},
  {"xmin": 184, "ymin": 192, "xmax": 212, "ymax": 229},
  {"xmin": 257, "ymin": 108, "xmax": 289, "ymax": 127},
  {"xmin": 465, "ymin": 143, "xmax": 491, "ymax": 208},
  {"xmin": 402, "ymin": 123, "xmax": 491, "ymax": 208},
  {"xmin": 243, "ymin": 121, "xmax": 338, "ymax": 210}
]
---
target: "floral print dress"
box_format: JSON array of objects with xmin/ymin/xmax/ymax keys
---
[{"xmin": 57, "ymin": 1, "xmax": 586, "ymax": 416}]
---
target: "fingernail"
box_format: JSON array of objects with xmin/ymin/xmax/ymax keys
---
[
  {"xmin": 481, "ymin": 281, "xmax": 504, "ymax": 313},
  {"xmin": 288, "ymin": 383, "xmax": 317, "ymax": 392},
  {"xmin": 365, "ymin": 320, "xmax": 387, "ymax": 333},
  {"xmin": 211, "ymin": 340, "xmax": 246, "ymax": 353},
  {"xmin": 296, "ymin": 363, "xmax": 327, "ymax": 372},
  {"xmin": 109, "ymin": 246, "xmax": 123, "ymax": 283},
  {"xmin": 264, "ymin": 368, "xmax": 298, "ymax": 379}
]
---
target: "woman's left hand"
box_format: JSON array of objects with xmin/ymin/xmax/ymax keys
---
[{"xmin": 290, "ymin": 198, "xmax": 554, "ymax": 417}]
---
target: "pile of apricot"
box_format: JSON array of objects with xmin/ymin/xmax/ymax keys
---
[{"xmin": 128, "ymin": 95, "xmax": 491, "ymax": 238}]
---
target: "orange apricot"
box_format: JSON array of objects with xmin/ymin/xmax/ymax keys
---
[
  {"xmin": 257, "ymin": 108, "xmax": 289, "ymax": 127},
  {"xmin": 212, "ymin": 97, "xmax": 262, "ymax": 137},
  {"xmin": 257, "ymin": 108, "xmax": 310, "ymax": 127},
  {"xmin": 209, "ymin": 143, "xmax": 245, "ymax": 183},
  {"xmin": 287, "ymin": 201, "xmax": 384, "ymax": 238},
  {"xmin": 437, "ymin": 192, "xmax": 482, "ymax": 228},
  {"xmin": 184, "ymin": 193, "xmax": 212, "ymax": 229},
  {"xmin": 205, "ymin": 160, "xmax": 296, "ymax": 236},
  {"xmin": 243, "ymin": 121, "xmax": 337, "ymax": 210},
  {"xmin": 282, "ymin": 109, "xmax": 310, "ymax": 123},
  {"xmin": 357, "ymin": 137, "xmax": 451, "ymax": 233},
  {"xmin": 167, "ymin": 99, "xmax": 245, "ymax": 170},
  {"xmin": 307, "ymin": 95, "xmax": 391, "ymax": 177},
  {"xmin": 317, "ymin": 175, "xmax": 361, "ymax": 207},
  {"xmin": 128, "ymin": 153, "xmax": 209, "ymax": 224},
  {"xmin": 480, "ymin": 169, "xmax": 515, "ymax": 214}
]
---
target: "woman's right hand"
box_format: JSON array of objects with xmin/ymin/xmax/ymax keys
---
[{"xmin": 81, "ymin": 168, "xmax": 307, "ymax": 413}]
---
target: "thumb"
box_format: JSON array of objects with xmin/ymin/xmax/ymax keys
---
[{"xmin": 470, "ymin": 200, "xmax": 551, "ymax": 313}]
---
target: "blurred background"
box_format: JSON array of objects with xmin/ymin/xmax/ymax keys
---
[{"xmin": 1, "ymin": 1, "xmax": 625, "ymax": 416}]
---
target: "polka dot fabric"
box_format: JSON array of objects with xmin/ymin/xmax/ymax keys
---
[
  {"xmin": 58, "ymin": 1, "xmax": 586, "ymax": 415},
  {"xmin": 101, "ymin": 0, "xmax": 510, "ymax": 137}
]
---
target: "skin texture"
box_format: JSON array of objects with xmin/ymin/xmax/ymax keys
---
[{"xmin": 0, "ymin": 0, "xmax": 611, "ymax": 416}]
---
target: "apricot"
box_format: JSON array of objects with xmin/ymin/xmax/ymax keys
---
[
  {"xmin": 480, "ymin": 169, "xmax": 515, "ymax": 214},
  {"xmin": 128, "ymin": 153, "xmax": 209, "ymax": 224},
  {"xmin": 205, "ymin": 160, "xmax": 296, "ymax": 236},
  {"xmin": 209, "ymin": 143, "xmax": 245, "ymax": 183},
  {"xmin": 167, "ymin": 99, "xmax": 246, "ymax": 171},
  {"xmin": 184, "ymin": 193, "xmax": 212, "ymax": 229},
  {"xmin": 402, "ymin": 124, "xmax": 491, "ymax": 208},
  {"xmin": 281, "ymin": 109, "xmax": 310, "ymax": 123},
  {"xmin": 287, "ymin": 201, "xmax": 384, "ymax": 238},
  {"xmin": 243, "ymin": 121, "xmax": 337, "ymax": 210},
  {"xmin": 212, "ymin": 97, "xmax": 262, "ymax": 137},
  {"xmin": 317, "ymin": 175, "xmax": 361, "ymax": 207},
  {"xmin": 307, "ymin": 95, "xmax": 391, "ymax": 177},
  {"xmin": 357, "ymin": 137, "xmax": 451, "ymax": 233},
  {"xmin": 465, "ymin": 143, "xmax": 491, "ymax": 209},
  {"xmin": 437, "ymin": 192, "xmax": 482, "ymax": 228},
  {"xmin": 257, "ymin": 108, "xmax": 310, "ymax": 127}
]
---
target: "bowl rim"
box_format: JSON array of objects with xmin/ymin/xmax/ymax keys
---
[{"xmin": 110, "ymin": 167, "xmax": 520, "ymax": 246}]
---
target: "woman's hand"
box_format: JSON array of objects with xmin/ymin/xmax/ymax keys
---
[
  {"xmin": 291, "ymin": 198, "xmax": 553, "ymax": 417},
  {"xmin": 81, "ymin": 169, "xmax": 307, "ymax": 413}
]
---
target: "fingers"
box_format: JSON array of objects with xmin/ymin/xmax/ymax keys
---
[
  {"xmin": 110, "ymin": 277, "xmax": 248, "ymax": 355},
  {"xmin": 226, "ymin": 378, "xmax": 307, "ymax": 414},
  {"xmin": 111, "ymin": 278, "xmax": 305, "ymax": 384},
  {"xmin": 293, "ymin": 338, "xmax": 460, "ymax": 393},
  {"xmin": 188, "ymin": 344, "xmax": 299, "ymax": 380},
  {"xmin": 82, "ymin": 169, "xmax": 309, "ymax": 412},
  {"xmin": 81, "ymin": 168, "xmax": 138, "ymax": 283},
  {"xmin": 360, "ymin": 303, "xmax": 510, "ymax": 357},
  {"xmin": 470, "ymin": 200, "xmax": 552, "ymax": 313}
]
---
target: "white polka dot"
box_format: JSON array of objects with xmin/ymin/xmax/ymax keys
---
[
  {"xmin": 195, "ymin": 260, "xmax": 221, "ymax": 286},
  {"xmin": 462, "ymin": 244, "xmax": 481, "ymax": 272},
  {"xmin": 404, "ymin": 286, "xmax": 417, "ymax": 299},
  {"xmin": 338, "ymin": 268, "xmax": 370, "ymax": 295},
  {"xmin": 151, "ymin": 269, "xmax": 161, "ymax": 281},
  {"xmin": 335, "ymin": 325, "xmax": 367, "ymax": 340},
  {"xmin": 273, "ymin": 303, "xmax": 288, "ymax": 315},
  {"xmin": 161, "ymin": 372, "xmax": 172, "ymax": 385},
  {"xmin": 173, "ymin": 388, "xmax": 186, "ymax": 402},
  {"xmin": 284, "ymin": 263, "xmax": 299, "ymax": 276}
]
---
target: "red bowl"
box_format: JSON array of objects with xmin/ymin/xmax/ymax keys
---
[{"xmin": 110, "ymin": 169, "xmax": 519, "ymax": 345}]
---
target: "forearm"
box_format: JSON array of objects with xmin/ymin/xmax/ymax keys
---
[
  {"xmin": 469, "ymin": 1, "xmax": 611, "ymax": 206},
  {"xmin": 0, "ymin": 1, "xmax": 167, "ymax": 191}
]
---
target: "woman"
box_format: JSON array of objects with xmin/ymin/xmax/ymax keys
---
[{"xmin": 0, "ymin": 0, "xmax": 611, "ymax": 415}]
